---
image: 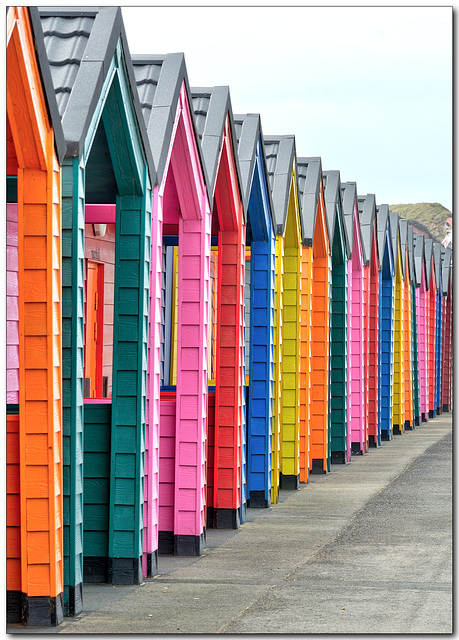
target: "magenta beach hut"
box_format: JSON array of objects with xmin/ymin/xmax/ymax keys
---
[
  {"xmin": 342, "ymin": 185, "xmax": 365, "ymax": 456},
  {"xmin": 132, "ymin": 54, "xmax": 212, "ymax": 559}
]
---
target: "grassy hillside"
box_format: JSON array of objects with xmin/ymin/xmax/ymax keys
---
[{"xmin": 389, "ymin": 203, "xmax": 451, "ymax": 243}]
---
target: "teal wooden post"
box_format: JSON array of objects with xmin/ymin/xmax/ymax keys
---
[
  {"xmin": 61, "ymin": 157, "xmax": 85, "ymax": 615},
  {"xmin": 108, "ymin": 184, "xmax": 151, "ymax": 584}
]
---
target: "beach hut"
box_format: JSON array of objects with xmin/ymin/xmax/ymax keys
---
[
  {"xmin": 399, "ymin": 219, "xmax": 413, "ymax": 430},
  {"xmin": 343, "ymin": 190, "xmax": 366, "ymax": 455},
  {"xmin": 6, "ymin": 6, "xmax": 66, "ymax": 626},
  {"xmin": 191, "ymin": 87, "xmax": 246, "ymax": 527},
  {"xmin": 441, "ymin": 248, "xmax": 452, "ymax": 412},
  {"xmin": 424, "ymin": 239, "xmax": 436, "ymax": 418},
  {"xmin": 408, "ymin": 225, "xmax": 421, "ymax": 427},
  {"xmin": 324, "ymin": 171, "xmax": 348, "ymax": 464},
  {"xmin": 297, "ymin": 157, "xmax": 331, "ymax": 474},
  {"xmin": 132, "ymin": 54, "xmax": 212, "ymax": 558},
  {"xmin": 234, "ymin": 114, "xmax": 276, "ymax": 508},
  {"xmin": 357, "ymin": 194, "xmax": 380, "ymax": 447},
  {"xmin": 433, "ymin": 242, "xmax": 443, "ymax": 415},
  {"xmin": 264, "ymin": 137, "xmax": 302, "ymax": 496},
  {"xmin": 414, "ymin": 234, "xmax": 428, "ymax": 422},
  {"xmin": 36, "ymin": 6, "xmax": 156, "ymax": 612},
  {"xmin": 376, "ymin": 205, "xmax": 395, "ymax": 441},
  {"xmin": 389, "ymin": 210, "xmax": 404, "ymax": 435}
]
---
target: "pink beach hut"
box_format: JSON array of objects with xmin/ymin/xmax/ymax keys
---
[
  {"xmin": 413, "ymin": 234, "xmax": 428, "ymax": 422},
  {"xmin": 342, "ymin": 184, "xmax": 365, "ymax": 456},
  {"xmin": 132, "ymin": 54, "xmax": 212, "ymax": 560}
]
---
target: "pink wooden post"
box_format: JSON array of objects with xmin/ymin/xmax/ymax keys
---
[
  {"xmin": 7, "ymin": 203, "xmax": 19, "ymax": 405},
  {"xmin": 416, "ymin": 252, "xmax": 428, "ymax": 421},
  {"xmin": 144, "ymin": 188, "xmax": 161, "ymax": 575},
  {"xmin": 348, "ymin": 201, "xmax": 365, "ymax": 455}
]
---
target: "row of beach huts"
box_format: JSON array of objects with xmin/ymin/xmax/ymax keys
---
[{"xmin": 6, "ymin": 6, "xmax": 452, "ymax": 626}]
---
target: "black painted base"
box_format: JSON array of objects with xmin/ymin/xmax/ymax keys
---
[
  {"xmin": 206, "ymin": 506, "xmax": 215, "ymax": 529},
  {"xmin": 84, "ymin": 556, "xmax": 108, "ymax": 583},
  {"xmin": 415, "ymin": 416, "xmax": 420, "ymax": 426},
  {"xmin": 143, "ymin": 550, "xmax": 158, "ymax": 577},
  {"xmin": 421, "ymin": 413, "xmax": 427, "ymax": 422},
  {"xmin": 429, "ymin": 410, "xmax": 435, "ymax": 419},
  {"xmin": 310, "ymin": 459, "xmax": 326, "ymax": 474},
  {"xmin": 436, "ymin": 407, "xmax": 441, "ymax": 416},
  {"xmin": 247, "ymin": 490, "xmax": 271, "ymax": 508},
  {"xmin": 443, "ymin": 404, "xmax": 449, "ymax": 412},
  {"xmin": 393, "ymin": 425, "xmax": 401, "ymax": 435},
  {"xmin": 158, "ymin": 530, "xmax": 174, "ymax": 555},
  {"xmin": 108, "ymin": 557, "xmax": 142, "ymax": 585},
  {"xmin": 331, "ymin": 450, "xmax": 346, "ymax": 464},
  {"xmin": 7, "ymin": 590, "xmax": 21, "ymax": 623},
  {"xmin": 368, "ymin": 435, "xmax": 378, "ymax": 448},
  {"xmin": 66, "ymin": 583, "xmax": 83, "ymax": 616},
  {"xmin": 351, "ymin": 442, "xmax": 363, "ymax": 455},
  {"xmin": 214, "ymin": 507, "xmax": 240, "ymax": 529},
  {"xmin": 280, "ymin": 473, "xmax": 299, "ymax": 490},
  {"xmin": 175, "ymin": 532, "xmax": 205, "ymax": 556},
  {"xmin": 13, "ymin": 592, "xmax": 64, "ymax": 626},
  {"xmin": 381, "ymin": 429, "xmax": 391, "ymax": 441},
  {"xmin": 405, "ymin": 420, "xmax": 413, "ymax": 431}
]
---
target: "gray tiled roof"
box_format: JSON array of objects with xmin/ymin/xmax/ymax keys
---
[
  {"xmin": 132, "ymin": 53, "xmax": 207, "ymax": 189},
  {"xmin": 191, "ymin": 86, "xmax": 244, "ymax": 217},
  {"xmin": 233, "ymin": 113, "xmax": 274, "ymax": 227},
  {"xmin": 297, "ymin": 156, "xmax": 322, "ymax": 246},
  {"xmin": 389, "ymin": 210, "xmax": 400, "ymax": 272},
  {"xmin": 441, "ymin": 247, "xmax": 452, "ymax": 296},
  {"xmin": 433, "ymin": 242, "xmax": 442, "ymax": 292},
  {"xmin": 36, "ymin": 6, "xmax": 156, "ymax": 187},
  {"xmin": 25, "ymin": 7, "xmax": 66, "ymax": 164},
  {"xmin": 376, "ymin": 204, "xmax": 393, "ymax": 273},
  {"xmin": 323, "ymin": 170, "xmax": 343, "ymax": 251},
  {"xmin": 357, "ymin": 193, "xmax": 376, "ymax": 267},
  {"xmin": 424, "ymin": 238, "xmax": 434, "ymax": 290},
  {"xmin": 413, "ymin": 233, "xmax": 425, "ymax": 288},
  {"xmin": 265, "ymin": 136, "xmax": 297, "ymax": 237}
]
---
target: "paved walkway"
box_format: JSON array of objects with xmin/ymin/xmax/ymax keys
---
[{"xmin": 9, "ymin": 414, "xmax": 452, "ymax": 634}]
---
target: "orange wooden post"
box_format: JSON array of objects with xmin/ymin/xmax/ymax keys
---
[{"xmin": 7, "ymin": 6, "xmax": 64, "ymax": 626}]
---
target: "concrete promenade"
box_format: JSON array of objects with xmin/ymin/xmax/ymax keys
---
[{"xmin": 8, "ymin": 413, "xmax": 452, "ymax": 635}]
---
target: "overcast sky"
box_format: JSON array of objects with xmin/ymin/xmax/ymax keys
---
[{"xmin": 122, "ymin": 6, "xmax": 452, "ymax": 211}]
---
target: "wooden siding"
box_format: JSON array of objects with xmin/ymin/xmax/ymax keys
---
[
  {"xmin": 349, "ymin": 239, "xmax": 365, "ymax": 453},
  {"xmin": 300, "ymin": 245, "xmax": 312, "ymax": 481},
  {"xmin": 426, "ymin": 264, "xmax": 436, "ymax": 416},
  {"xmin": 379, "ymin": 241, "xmax": 394, "ymax": 440},
  {"xmin": 416, "ymin": 271, "xmax": 428, "ymax": 419},
  {"xmin": 309, "ymin": 191, "xmax": 330, "ymax": 472},
  {"xmin": 272, "ymin": 234, "xmax": 284, "ymax": 501},
  {"xmin": 368, "ymin": 234, "xmax": 380, "ymax": 446},
  {"xmin": 7, "ymin": 5, "xmax": 64, "ymax": 612},
  {"xmin": 403, "ymin": 252, "xmax": 413, "ymax": 428},
  {"xmin": 410, "ymin": 284, "xmax": 421, "ymax": 425},
  {"xmin": 441, "ymin": 282, "xmax": 452, "ymax": 411},
  {"xmin": 7, "ymin": 204, "xmax": 19, "ymax": 404},
  {"xmin": 392, "ymin": 242, "xmax": 404, "ymax": 433},
  {"xmin": 7, "ymin": 414, "xmax": 21, "ymax": 594}
]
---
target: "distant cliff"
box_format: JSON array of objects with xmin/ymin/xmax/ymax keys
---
[{"xmin": 389, "ymin": 203, "xmax": 451, "ymax": 243}]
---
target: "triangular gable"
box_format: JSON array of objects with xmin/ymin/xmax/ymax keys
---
[
  {"xmin": 376, "ymin": 204, "xmax": 394, "ymax": 276},
  {"xmin": 296, "ymin": 156, "xmax": 327, "ymax": 246},
  {"xmin": 424, "ymin": 239, "xmax": 435, "ymax": 290},
  {"xmin": 132, "ymin": 53, "xmax": 207, "ymax": 192},
  {"xmin": 264, "ymin": 135, "xmax": 297, "ymax": 237},
  {"xmin": 323, "ymin": 169, "xmax": 345, "ymax": 252},
  {"xmin": 433, "ymin": 242, "xmax": 443, "ymax": 293},
  {"xmin": 37, "ymin": 6, "xmax": 156, "ymax": 186},
  {"xmin": 407, "ymin": 224, "xmax": 416, "ymax": 285},
  {"xmin": 358, "ymin": 194, "xmax": 377, "ymax": 267},
  {"xmin": 441, "ymin": 247, "xmax": 452, "ymax": 296},
  {"xmin": 234, "ymin": 113, "xmax": 275, "ymax": 240},
  {"xmin": 399, "ymin": 219, "xmax": 410, "ymax": 283},
  {"xmin": 413, "ymin": 233, "xmax": 426, "ymax": 288},
  {"xmin": 191, "ymin": 86, "xmax": 244, "ymax": 218},
  {"xmin": 389, "ymin": 210, "xmax": 401, "ymax": 275},
  {"xmin": 339, "ymin": 180, "xmax": 358, "ymax": 259}
]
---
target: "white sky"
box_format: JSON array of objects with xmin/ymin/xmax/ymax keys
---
[{"xmin": 122, "ymin": 5, "xmax": 452, "ymax": 212}]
